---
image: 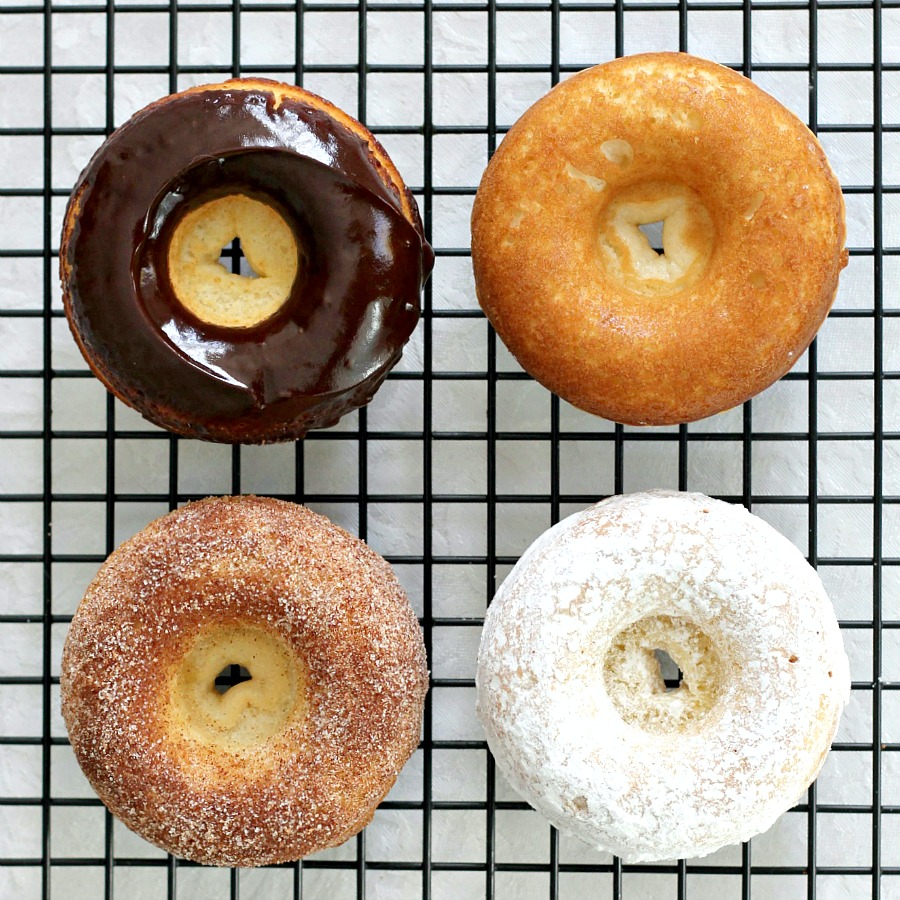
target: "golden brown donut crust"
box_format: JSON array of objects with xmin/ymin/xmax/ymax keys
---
[
  {"xmin": 471, "ymin": 53, "xmax": 848, "ymax": 425},
  {"xmin": 60, "ymin": 496, "xmax": 428, "ymax": 867}
]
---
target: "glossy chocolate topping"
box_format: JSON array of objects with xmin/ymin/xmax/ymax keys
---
[{"xmin": 61, "ymin": 82, "xmax": 432, "ymax": 442}]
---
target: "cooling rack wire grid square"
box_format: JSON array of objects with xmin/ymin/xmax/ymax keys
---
[{"xmin": 0, "ymin": 0, "xmax": 898, "ymax": 898}]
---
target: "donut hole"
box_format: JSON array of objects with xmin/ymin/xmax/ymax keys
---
[
  {"xmin": 217, "ymin": 237, "xmax": 260, "ymax": 279},
  {"xmin": 603, "ymin": 615, "xmax": 723, "ymax": 734},
  {"xmin": 598, "ymin": 181, "xmax": 715, "ymax": 297},
  {"xmin": 653, "ymin": 648, "xmax": 683, "ymax": 691},
  {"xmin": 638, "ymin": 220, "xmax": 665, "ymax": 254},
  {"xmin": 167, "ymin": 193, "xmax": 302, "ymax": 329},
  {"xmin": 213, "ymin": 662, "xmax": 252, "ymax": 694},
  {"xmin": 169, "ymin": 624, "xmax": 307, "ymax": 750}
]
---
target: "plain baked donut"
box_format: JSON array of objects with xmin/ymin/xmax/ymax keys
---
[
  {"xmin": 471, "ymin": 53, "xmax": 848, "ymax": 425},
  {"xmin": 476, "ymin": 491, "xmax": 850, "ymax": 861},
  {"xmin": 61, "ymin": 79, "xmax": 433, "ymax": 443},
  {"xmin": 60, "ymin": 496, "xmax": 428, "ymax": 867}
]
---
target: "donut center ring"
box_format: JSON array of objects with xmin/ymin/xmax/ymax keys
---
[
  {"xmin": 167, "ymin": 194, "xmax": 300, "ymax": 329},
  {"xmin": 598, "ymin": 181, "xmax": 715, "ymax": 297},
  {"xmin": 603, "ymin": 614, "xmax": 723, "ymax": 733},
  {"xmin": 169, "ymin": 624, "xmax": 307, "ymax": 750}
]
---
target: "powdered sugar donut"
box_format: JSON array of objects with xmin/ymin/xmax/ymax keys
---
[{"xmin": 476, "ymin": 491, "xmax": 850, "ymax": 861}]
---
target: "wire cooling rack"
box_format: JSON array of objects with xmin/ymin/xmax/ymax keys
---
[{"xmin": 0, "ymin": 0, "xmax": 898, "ymax": 898}]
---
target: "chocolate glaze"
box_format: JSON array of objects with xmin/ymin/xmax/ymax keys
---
[{"xmin": 61, "ymin": 82, "xmax": 432, "ymax": 443}]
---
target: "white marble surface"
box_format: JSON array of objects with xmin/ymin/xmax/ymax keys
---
[{"xmin": 0, "ymin": 2, "xmax": 897, "ymax": 898}]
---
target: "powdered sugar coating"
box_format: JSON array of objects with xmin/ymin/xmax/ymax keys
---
[
  {"xmin": 61, "ymin": 496, "xmax": 428, "ymax": 867},
  {"xmin": 476, "ymin": 491, "xmax": 850, "ymax": 862}
]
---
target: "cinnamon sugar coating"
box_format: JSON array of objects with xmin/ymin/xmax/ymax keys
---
[{"xmin": 60, "ymin": 496, "xmax": 428, "ymax": 867}]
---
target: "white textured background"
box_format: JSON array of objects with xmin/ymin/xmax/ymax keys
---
[{"xmin": 0, "ymin": 1, "xmax": 898, "ymax": 898}]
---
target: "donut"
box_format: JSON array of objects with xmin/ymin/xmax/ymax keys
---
[
  {"xmin": 60, "ymin": 79, "xmax": 433, "ymax": 443},
  {"xmin": 60, "ymin": 496, "xmax": 428, "ymax": 867},
  {"xmin": 476, "ymin": 491, "xmax": 850, "ymax": 861},
  {"xmin": 471, "ymin": 53, "xmax": 848, "ymax": 425}
]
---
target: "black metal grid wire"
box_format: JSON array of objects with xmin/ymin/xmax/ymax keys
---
[{"xmin": 0, "ymin": 0, "xmax": 897, "ymax": 897}]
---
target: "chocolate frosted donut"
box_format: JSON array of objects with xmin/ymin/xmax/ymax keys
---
[
  {"xmin": 61, "ymin": 80, "xmax": 433, "ymax": 443},
  {"xmin": 60, "ymin": 496, "xmax": 428, "ymax": 867}
]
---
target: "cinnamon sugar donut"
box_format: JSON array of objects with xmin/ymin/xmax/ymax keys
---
[
  {"xmin": 61, "ymin": 79, "xmax": 432, "ymax": 443},
  {"xmin": 471, "ymin": 53, "xmax": 848, "ymax": 425},
  {"xmin": 60, "ymin": 496, "xmax": 428, "ymax": 867},
  {"xmin": 476, "ymin": 491, "xmax": 850, "ymax": 861}
]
